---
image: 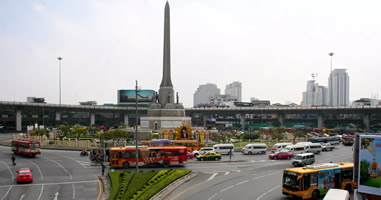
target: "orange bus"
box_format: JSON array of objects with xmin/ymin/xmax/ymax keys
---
[
  {"xmin": 11, "ymin": 139, "xmax": 41, "ymax": 157},
  {"xmin": 109, "ymin": 146, "xmax": 188, "ymax": 168}
]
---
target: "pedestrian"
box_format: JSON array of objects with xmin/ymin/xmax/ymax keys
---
[
  {"xmin": 101, "ymin": 162, "xmax": 105, "ymax": 176},
  {"xmin": 11, "ymin": 155, "xmax": 16, "ymax": 166}
]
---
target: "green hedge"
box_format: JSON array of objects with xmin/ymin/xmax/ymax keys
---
[
  {"xmin": 136, "ymin": 170, "xmax": 191, "ymax": 200},
  {"xmin": 108, "ymin": 171, "xmax": 135, "ymax": 200},
  {"xmin": 124, "ymin": 170, "xmax": 157, "ymax": 200}
]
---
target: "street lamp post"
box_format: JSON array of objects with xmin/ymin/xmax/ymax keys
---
[
  {"xmin": 57, "ymin": 57, "xmax": 63, "ymax": 106},
  {"xmin": 329, "ymin": 52, "xmax": 334, "ymax": 106},
  {"xmin": 135, "ymin": 80, "xmax": 139, "ymax": 172}
]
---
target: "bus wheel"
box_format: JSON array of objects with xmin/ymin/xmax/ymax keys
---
[
  {"xmin": 311, "ymin": 190, "xmax": 319, "ymax": 200},
  {"xmin": 123, "ymin": 162, "xmax": 130, "ymax": 169},
  {"xmin": 345, "ymin": 184, "xmax": 352, "ymax": 193},
  {"xmin": 163, "ymin": 161, "xmax": 170, "ymax": 168},
  {"xmin": 317, "ymin": 151, "xmax": 320, "ymax": 154}
]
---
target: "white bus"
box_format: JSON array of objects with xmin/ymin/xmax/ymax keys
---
[
  {"xmin": 213, "ymin": 144, "xmax": 234, "ymax": 155},
  {"xmin": 305, "ymin": 143, "xmax": 322, "ymax": 154},
  {"xmin": 242, "ymin": 143, "xmax": 267, "ymax": 155},
  {"xmin": 284, "ymin": 145, "xmax": 306, "ymax": 155}
]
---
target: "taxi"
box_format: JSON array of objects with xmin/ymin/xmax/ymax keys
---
[
  {"xmin": 196, "ymin": 152, "xmax": 221, "ymax": 161},
  {"xmin": 16, "ymin": 168, "xmax": 33, "ymax": 183}
]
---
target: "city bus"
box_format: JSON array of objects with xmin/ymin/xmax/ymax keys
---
[
  {"xmin": 109, "ymin": 146, "xmax": 188, "ymax": 168},
  {"xmin": 11, "ymin": 139, "xmax": 41, "ymax": 157},
  {"xmin": 140, "ymin": 139, "xmax": 200, "ymax": 152},
  {"xmin": 282, "ymin": 162, "xmax": 355, "ymax": 200},
  {"xmin": 308, "ymin": 136, "xmax": 341, "ymax": 145}
]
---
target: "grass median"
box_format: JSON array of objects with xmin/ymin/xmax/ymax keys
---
[{"xmin": 108, "ymin": 169, "xmax": 191, "ymax": 200}]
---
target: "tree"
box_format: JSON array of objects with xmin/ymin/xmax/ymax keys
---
[
  {"xmin": 30, "ymin": 129, "xmax": 48, "ymax": 137},
  {"xmin": 292, "ymin": 129, "xmax": 306, "ymax": 143},
  {"xmin": 71, "ymin": 125, "xmax": 87, "ymax": 140},
  {"xmin": 105, "ymin": 129, "xmax": 129, "ymax": 145},
  {"xmin": 272, "ymin": 127, "xmax": 285, "ymax": 140},
  {"xmin": 57, "ymin": 125, "xmax": 71, "ymax": 140}
]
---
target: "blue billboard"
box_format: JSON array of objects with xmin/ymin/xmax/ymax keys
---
[{"xmin": 118, "ymin": 90, "xmax": 155, "ymax": 103}]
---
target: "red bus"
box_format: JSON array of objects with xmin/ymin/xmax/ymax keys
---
[
  {"xmin": 109, "ymin": 146, "xmax": 187, "ymax": 168},
  {"xmin": 11, "ymin": 139, "xmax": 41, "ymax": 157}
]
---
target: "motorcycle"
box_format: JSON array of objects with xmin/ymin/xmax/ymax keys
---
[{"xmin": 80, "ymin": 151, "xmax": 89, "ymax": 156}]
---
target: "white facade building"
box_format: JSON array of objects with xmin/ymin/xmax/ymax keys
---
[
  {"xmin": 193, "ymin": 83, "xmax": 220, "ymax": 106},
  {"xmin": 209, "ymin": 95, "xmax": 238, "ymax": 105},
  {"xmin": 301, "ymin": 81, "xmax": 328, "ymax": 106},
  {"xmin": 329, "ymin": 69, "xmax": 350, "ymax": 106},
  {"xmin": 225, "ymin": 81, "xmax": 242, "ymax": 102}
]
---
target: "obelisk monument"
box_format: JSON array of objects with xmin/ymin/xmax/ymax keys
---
[
  {"xmin": 140, "ymin": 2, "xmax": 191, "ymax": 131},
  {"xmin": 159, "ymin": 1, "xmax": 174, "ymax": 106}
]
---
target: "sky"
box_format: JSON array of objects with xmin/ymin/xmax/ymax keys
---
[{"xmin": 1, "ymin": 0, "xmax": 381, "ymax": 108}]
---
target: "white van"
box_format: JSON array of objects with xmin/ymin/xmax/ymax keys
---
[
  {"xmin": 213, "ymin": 144, "xmax": 234, "ymax": 155},
  {"xmin": 242, "ymin": 143, "xmax": 267, "ymax": 155},
  {"xmin": 323, "ymin": 189, "xmax": 350, "ymax": 200},
  {"xmin": 292, "ymin": 153, "xmax": 315, "ymax": 166},
  {"xmin": 305, "ymin": 143, "xmax": 322, "ymax": 154},
  {"xmin": 284, "ymin": 145, "xmax": 305, "ymax": 155},
  {"xmin": 271, "ymin": 143, "xmax": 292, "ymax": 153}
]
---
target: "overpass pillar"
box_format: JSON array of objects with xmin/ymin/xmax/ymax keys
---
[
  {"xmin": 124, "ymin": 114, "xmax": 129, "ymax": 126},
  {"xmin": 56, "ymin": 112, "xmax": 61, "ymax": 121},
  {"xmin": 16, "ymin": 110, "xmax": 22, "ymax": 131},
  {"xmin": 278, "ymin": 114, "xmax": 285, "ymax": 127},
  {"xmin": 90, "ymin": 112, "xmax": 95, "ymax": 126},
  {"xmin": 318, "ymin": 114, "xmax": 324, "ymax": 129},
  {"xmin": 203, "ymin": 115, "xmax": 207, "ymax": 127},
  {"xmin": 240, "ymin": 115, "xmax": 245, "ymax": 130},
  {"xmin": 363, "ymin": 114, "xmax": 370, "ymax": 132}
]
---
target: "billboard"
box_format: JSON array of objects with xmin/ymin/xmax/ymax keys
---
[
  {"xmin": 358, "ymin": 135, "xmax": 381, "ymax": 195},
  {"xmin": 118, "ymin": 90, "xmax": 155, "ymax": 104}
]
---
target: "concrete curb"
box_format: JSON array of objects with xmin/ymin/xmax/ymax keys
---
[
  {"xmin": 99, "ymin": 175, "xmax": 111, "ymax": 200},
  {"xmin": 150, "ymin": 171, "xmax": 200, "ymax": 200},
  {"xmin": 188, "ymin": 160, "xmax": 246, "ymax": 164}
]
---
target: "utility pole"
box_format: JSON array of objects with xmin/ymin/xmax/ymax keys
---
[
  {"xmin": 135, "ymin": 80, "xmax": 139, "ymax": 172},
  {"xmin": 329, "ymin": 52, "xmax": 334, "ymax": 106},
  {"xmin": 311, "ymin": 73, "xmax": 318, "ymax": 106}
]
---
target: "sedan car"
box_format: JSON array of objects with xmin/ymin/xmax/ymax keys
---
[
  {"xmin": 187, "ymin": 151, "xmax": 194, "ymax": 159},
  {"xmin": 196, "ymin": 152, "xmax": 221, "ymax": 161},
  {"xmin": 16, "ymin": 168, "xmax": 33, "ymax": 183},
  {"xmin": 268, "ymin": 151, "xmax": 293, "ymax": 160}
]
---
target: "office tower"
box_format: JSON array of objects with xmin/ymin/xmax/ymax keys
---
[
  {"xmin": 329, "ymin": 69, "xmax": 350, "ymax": 106},
  {"xmin": 194, "ymin": 83, "xmax": 220, "ymax": 106},
  {"xmin": 301, "ymin": 81, "xmax": 328, "ymax": 106},
  {"xmin": 225, "ymin": 81, "xmax": 242, "ymax": 102}
]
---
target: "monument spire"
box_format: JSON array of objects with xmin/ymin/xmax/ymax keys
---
[{"xmin": 159, "ymin": 1, "xmax": 174, "ymax": 106}]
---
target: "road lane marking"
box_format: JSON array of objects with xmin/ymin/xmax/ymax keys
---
[
  {"xmin": 73, "ymin": 184, "xmax": 76, "ymax": 200},
  {"xmin": 19, "ymin": 194, "xmax": 25, "ymax": 200},
  {"xmin": 23, "ymin": 159, "xmax": 44, "ymax": 181},
  {"xmin": 207, "ymin": 193, "xmax": 218, "ymax": 200},
  {"xmin": 54, "ymin": 192, "xmax": 59, "ymax": 200},
  {"xmin": 268, "ymin": 185, "xmax": 280, "ymax": 193},
  {"xmin": 0, "ymin": 160, "xmax": 14, "ymax": 182},
  {"xmin": 96, "ymin": 176, "xmax": 102, "ymax": 200},
  {"xmin": 267, "ymin": 172, "xmax": 280, "ymax": 176},
  {"xmin": 50, "ymin": 160, "xmax": 72, "ymax": 180},
  {"xmin": 208, "ymin": 173, "xmax": 218, "ymax": 181},
  {"xmin": 220, "ymin": 185, "xmax": 234, "ymax": 192},
  {"xmin": 1, "ymin": 186, "xmax": 12, "ymax": 200},
  {"xmin": 0, "ymin": 180, "xmax": 98, "ymax": 188},
  {"xmin": 252, "ymin": 175, "xmax": 266, "ymax": 180},
  {"xmin": 37, "ymin": 185, "xmax": 44, "ymax": 200},
  {"xmin": 224, "ymin": 172, "xmax": 230, "ymax": 176},
  {"xmin": 236, "ymin": 180, "xmax": 249, "ymax": 185},
  {"xmin": 256, "ymin": 192, "xmax": 267, "ymax": 200}
]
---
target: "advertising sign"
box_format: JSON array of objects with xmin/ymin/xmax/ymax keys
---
[
  {"xmin": 358, "ymin": 135, "xmax": 381, "ymax": 195},
  {"xmin": 118, "ymin": 90, "xmax": 155, "ymax": 104}
]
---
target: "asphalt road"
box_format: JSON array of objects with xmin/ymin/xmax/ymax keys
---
[
  {"xmin": 165, "ymin": 144, "xmax": 354, "ymax": 200},
  {"xmin": 0, "ymin": 145, "xmax": 102, "ymax": 200}
]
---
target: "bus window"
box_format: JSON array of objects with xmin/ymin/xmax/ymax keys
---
[
  {"xmin": 342, "ymin": 168, "xmax": 353, "ymax": 181},
  {"xmin": 303, "ymin": 174, "xmax": 311, "ymax": 190},
  {"xmin": 283, "ymin": 171, "xmax": 300, "ymax": 190},
  {"xmin": 121, "ymin": 151, "xmax": 136, "ymax": 158}
]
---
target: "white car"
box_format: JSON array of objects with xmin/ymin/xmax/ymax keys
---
[
  {"xmin": 322, "ymin": 143, "xmax": 334, "ymax": 151},
  {"xmin": 192, "ymin": 147, "xmax": 214, "ymax": 157}
]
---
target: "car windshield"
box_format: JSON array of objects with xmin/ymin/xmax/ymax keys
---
[
  {"xmin": 294, "ymin": 155, "xmax": 303, "ymax": 160},
  {"xmin": 283, "ymin": 171, "xmax": 300, "ymax": 190}
]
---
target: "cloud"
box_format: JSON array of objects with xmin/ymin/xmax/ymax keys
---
[{"xmin": 32, "ymin": 2, "xmax": 45, "ymax": 13}]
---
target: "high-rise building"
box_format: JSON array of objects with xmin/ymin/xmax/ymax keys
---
[
  {"xmin": 209, "ymin": 95, "xmax": 238, "ymax": 105},
  {"xmin": 329, "ymin": 69, "xmax": 350, "ymax": 106},
  {"xmin": 225, "ymin": 81, "xmax": 242, "ymax": 102},
  {"xmin": 301, "ymin": 81, "xmax": 328, "ymax": 106},
  {"xmin": 193, "ymin": 83, "xmax": 220, "ymax": 106}
]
